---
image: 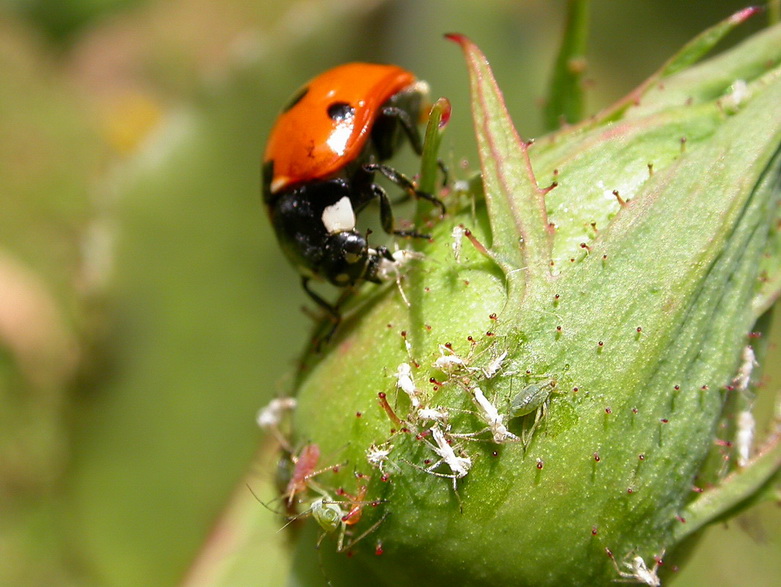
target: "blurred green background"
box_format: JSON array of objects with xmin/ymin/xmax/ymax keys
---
[{"xmin": 1, "ymin": 0, "xmax": 779, "ymax": 585}]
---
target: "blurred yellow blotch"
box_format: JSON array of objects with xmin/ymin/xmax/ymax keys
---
[
  {"xmin": 101, "ymin": 91, "xmax": 163, "ymax": 154},
  {"xmin": 0, "ymin": 249, "xmax": 79, "ymax": 389}
]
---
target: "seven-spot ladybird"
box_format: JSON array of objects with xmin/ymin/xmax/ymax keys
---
[{"xmin": 262, "ymin": 63, "xmax": 445, "ymax": 328}]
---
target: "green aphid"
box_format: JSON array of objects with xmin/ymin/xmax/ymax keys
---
[{"xmin": 508, "ymin": 378, "xmax": 558, "ymax": 444}]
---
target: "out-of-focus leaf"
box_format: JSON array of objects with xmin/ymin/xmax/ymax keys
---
[{"xmin": 544, "ymin": 0, "xmax": 589, "ymax": 130}]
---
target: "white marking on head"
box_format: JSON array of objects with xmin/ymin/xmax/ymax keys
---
[{"xmin": 321, "ymin": 196, "xmax": 356, "ymax": 234}]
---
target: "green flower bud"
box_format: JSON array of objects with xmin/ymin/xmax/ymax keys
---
[{"xmin": 286, "ymin": 12, "xmax": 781, "ymax": 587}]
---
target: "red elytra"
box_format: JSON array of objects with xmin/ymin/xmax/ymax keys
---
[{"xmin": 264, "ymin": 63, "xmax": 418, "ymax": 194}]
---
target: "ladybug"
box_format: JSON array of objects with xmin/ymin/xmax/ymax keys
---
[{"xmin": 262, "ymin": 63, "xmax": 445, "ymax": 327}]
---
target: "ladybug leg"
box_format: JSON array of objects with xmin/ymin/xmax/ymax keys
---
[
  {"xmin": 380, "ymin": 106, "xmax": 449, "ymax": 188},
  {"xmin": 371, "ymin": 183, "xmax": 431, "ymax": 240},
  {"xmin": 380, "ymin": 106, "xmax": 423, "ymax": 154},
  {"xmin": 364, "ymin": 162, "xmax": 446, "ymax": 216},
  {"xmin": 301, "ymin": 276, "xmax": 341, "ymax": 339},
  {"xmin": 436, "ymin": 160, "xmax": 449, "ymax": 187}
]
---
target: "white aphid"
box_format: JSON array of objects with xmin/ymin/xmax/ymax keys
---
[
  {"xmin": 736, "ymin": 409, "xmax": 755, "ymax": 468},
  {"xmin": 376, "ymin": 248, "xmax": 424, "ymax": 281},
  {"xmin": 417, "ymin": 406, "xmax": 449, "ymax": 422},
  {"xmin": 609, "ymin": 550, "xmax": 662, "ymax": 587},
  {"xmin": 396, "ymin": 362, "xmax": 421, "ymax": 408},
  {"xmin": 482, "ymin": 350, "xmax": 508, "ymax": 379},
  {"xmin": 403, "ymin": 336, "xmax": 414, "ymax": 356},
  {"xmin": 256, "ymin": 397, "xmax": 297, "ymax": 431},
  {"xmin": 624, "ymin": 555, "xmax": 661, "ymax": 587},
  {"xmin": 451, "ymin": 225, "xmax": 465, "ymax": 263},
  {"xmin": 452, "ymin": 180, "xmax": 470, "ymax": 192},
  {"xmin": 733, "ymin": 345, "xmax": 757, "ymax": 393},
  {"xmin": 376, "ymin": 249, "xmax": 425, "ymax": 308},
  {"xmin": 434, "ymin": 354, "xmax": 466, "ymax": 371},
  {"xmin": 430, "ymin": 426, "xmax": 472, "ymax": 481},
  {"xmin": 724, "ymin": 79, "xmax": 749, "ymax": 112},
  {"xmin": 366, "ymin": 443, "xmax": 393, "ymax": 471},
  {"xmin": 433, "ymin": 344, "xmax": 467, "ymax": 372},
  {"xmin": 471, "ymin": 386, "xmax": 519, "ymax": 444}
]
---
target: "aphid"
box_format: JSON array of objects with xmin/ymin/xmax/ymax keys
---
[
  {"xmin": 376, "ymin": 248, "xmax": 425, "ymax": 308},
  {"xmin": 451, "ymin": 224, "xmax": 465, "ymax": 262},
  {"xmin": 284, "ymin": 444, "xmax": 321, "ymax": 506},
  {"xmin": 256, "ymin": 396, "xmax": 297, "ymax": 447},
  {"xmin": 339, "ymin": 484, "xmax": 370, "ymax": 526},
  {"xmin": 396, "ymin": 362, "xmax": 421, "ymax": 408},
  {"xmin": 732, "ymin": 345, "xmax": 757, "ymax": 393},
  {"xmin": 470, "ymin": 386, "xmax": 519, "ymax": 444},
  {"xmin": 310, "ymin": 486, "xmax": 388, "ymax": 553},
  {"xmin": 366, "ymin": 442, "xmax": 398, "ymax": 474},
  {"xmin": 508, "ymin": 378, "xmax": 558, "ymax": 444},
  {"xmin": 416, "ymin": 406, "xmax": 450, "ymax": 423},
  {"xmin": 736, "ymin": 409, "xmax": 755, "ymax": 468},
  {"xmin": 282, "ymin": 444, "xmax": 340, "ymax": 509},
  {"xmin": 509, "ymin": 379, "xmax": 557, "ymax": 418},
  {"xmin": 607, "ymin": 548, "xmax": 662, "ymax": 587},
  {"xmin": 726, "ymin": 78, "xmax": 749, "ymax": 109},
  {"xmin": 433, "ymin": 344, "xmax": 468, "ymax": 372},
  {"xmin": 481, "ymin": 350, "xmax": 508, "ymax": 379},
  {"xmin": 422, "ymin": 426, "xmax": 472, "ymax": 494}
]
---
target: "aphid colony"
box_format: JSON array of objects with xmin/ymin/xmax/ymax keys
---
[
  {"xmin": 255, "ymin": 338, "xmax": 559, "ymax": 554},
  {"xmin": 257, "ymin": 399, "xmax": 387, "ymax": 553},
  {"xmin": 365, "ymin": 340, "xmax": 558, "ymax": 497}
]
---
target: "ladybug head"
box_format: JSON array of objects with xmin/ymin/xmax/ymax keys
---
[{"xmin": 321, "ymin": 230, "xmax": 373, "ymax": 286}]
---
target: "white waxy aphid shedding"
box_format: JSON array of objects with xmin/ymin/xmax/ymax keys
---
[
  {"xmin": 417, "ymin": 406, "xmax": 450, "ymax": 422},
  {"xmin": 732, "ymin": 345, "xmax": 757, "ymax": 393},
  {"xmin": 451, "ymin": 224, "xmax": 465, "ymax": 263},
  {"xmin": 396, "ymin": 362, "xmax": 421, "ymax": 408},
  {"xmin": 482, "ymin": 350, "xmax": 508, "ymax": 379},
  {"xmin": 433, "ymin": 344, "xmax": 467, "ymax": 372},
  {"xmin": 366, "ymin": 443, "xmax": 394, "ymax": 472},
  {"xmin": 429, "ymin": 426, "xmax": 472, "ymax": 486},
  {"xmin": 623, "ymin": 555, "xmax": 661, "ymax": 587},
  {"xmin": 376, "ymin": 249, "xmax": 424, "ymax": 281},
  {"xmin": 608, "ymin": 549, "xmax": 662, "ymax": 587},
  {"xmin": 376, "ymin": 249, "xmax": 426, "ymax": 308},
  {"xmin": 725, "ymin": 78, "xmax": 749, "ymax": 111},
  {"xmin": 471, "ymin": 386, "xmax": 519, "ymax": 444},
  {"xmin": 257, "ymin": 397, "xmax": 298, "ymax": 449},
  {"xmin": 256, "ymin": 397, "xmax": 297, "ymax": 430},
  {"xmin": 736, "ymin": 409, "xmax": 755, "ymax": 468}
]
